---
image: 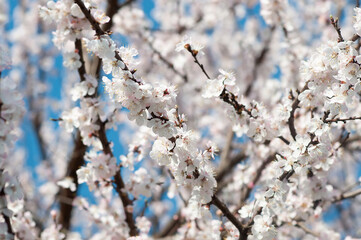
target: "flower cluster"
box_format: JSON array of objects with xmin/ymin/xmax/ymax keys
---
[
  {"xmin": 60, "ymin": 98, "xmax": 105, "ymax": 149},
  {"xmin": 60, "ymin": 10, "xmax": 219, "ymax": 217},
  {"xmin": 70, "ymin": 74, "xmax": 98, "ymax": 101},
  {"xmin": 77, "ymin": 151, "xmax": 117, "ymax": 191},
  {"xmin": 0, "ymin": 76, "xmax": 25, "ymax": 163},
  {"xmin": 74, "ymin": 197, "xmax": 131, "ymax": 238},
  {"xmin": 103, "ymin": 48, "xmax": 216, "ymax": 215},
  {"xmin": 242, "ymin": 39, "xmax": 361, "ymax": 240},
  {"xmin": 200, "ymin": 67, "xmax": 281, "ymax": 143},
  {"xmin": 126, "ymin": 168, "xmax": 158, "ymax": 198},
  {"xmin": 39, "ymin": 0, "xmax": 108, "ymax": 70}
]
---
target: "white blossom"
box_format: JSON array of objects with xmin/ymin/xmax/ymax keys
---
[{"xmin": 57, "ymin": 177, "xmax": 76, "ymax": 192}]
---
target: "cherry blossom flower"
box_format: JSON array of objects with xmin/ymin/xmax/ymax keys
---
[
  {"xmin": 239, "ymin": 204, "xmax": 254, "ymax": 219},
  {"xmin": 149, "ymin": 137, "xmax": 174, "ymax": 166},
  {"xmin": 70, "ymin": 74, "xmax": 98, "ymax": 100},
  {"xmin": 175, "ymin": 35, "xmax": 204, "ymax": 54},
  {"xmin": 218, "ymin": 69, "xmax": 236, "ymax": 86},
  {"xmin": 40, "ymin": 223, "xmax": 65, "ymax": 240},
  {"xmin": 202, "ymin": 78, "xmax": 224, "ymax": 98},
  {"xmin": 57, "ymin": 177, "xmax": 76, "ymax": 192},
  {"xmin": 70, "ymin": 4, "xmax": 84, "ymax": 18},
  {"xmin": 252, "ymin": 213, "xmax": 276, "ymax": 239},
  {"xmin": 135, "ymin": 216, "xmax": 151, "ymax": 235},
  {"xmin": 92, "ymin": 9, "xmax": 110, "ymax": 24},
  {"xmin": 63, "ymin": 52, "xmax": 81, "ymax": 70},
  {"xmin": 247, "ymin": 121, "xmax": 267, "ymax": 143},
  {"xmin": 85, "ymin": 36, "xmax": 116, "ymax": 60},
  {"xmin": 289, "ymin": 135, "xmax": 311, "ymax": 158}
]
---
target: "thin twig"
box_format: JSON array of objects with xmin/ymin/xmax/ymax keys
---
[
  {"xmin": 336, "ymin": 131, "xmax": 350, "ymax": 151},
  {"xmin": 184, "ymin": 44, "xmax": 253, "ymax": 117},
  {"xmin": 287, "ymin": 82, "xmax": 309, "ymax": 141},
  {"xmin": 155, "ymin": 211, "xmax": 182, "ymax": 237},
  {"xmin": 340, "ymin": 180, "xmax": 361, "ymax": 194},
  {"xmin": 295, "ymin": 222, "xmax": 320, "ymax": 237},
  {"xmin": 333, "ymin": 188, "xmax": 361, "ymax": 203},
  {"xmin": 350, "ymin": 34, "xmax": 360, "ymax": 42},
  {"xmin": 185, "ymin": 44, "xmax": 211, "ymax": 79},
  {"xmin": 323, "ymin": 116, "xmax": 361, "ymax": 123},
  {"xmin": 330, "ymin": 16, "xmax": 344, "ymax": 42}
]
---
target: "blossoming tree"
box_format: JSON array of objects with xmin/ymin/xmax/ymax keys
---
[{"xmin": 1, "ymin": 0, "xmax": 361, "ymax": 239}]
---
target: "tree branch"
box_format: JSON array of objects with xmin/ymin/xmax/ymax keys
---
[
  {"xmin": 75, "ymin": 1, "xmax": 257, "ymax": 238},
  {"xmin": 323, "ymin": 116, "xmax": 361, "ymax": 123},
  {"xmin": 295, "ymin": 222, "xmax": 320, "ymax": 237},
  {"xmin": 58, "ymin": 132, "xmax": 86, "ymax": 231},
  {"xmin": 287, "ymin": 82, "xmax": 309, "ymax": 141},
  {"xmin": 156, "ymin": 151, "xmax": 248, "ymax": 238},
  {"xmin": 75, "ymin": 39, "xmax": 86, "ymax": 82},
  {"xmin": 154, "ymin": 211, "xmax": 182, "ymax": 238},
  {"xmin": 74, "ymin": 0, "xmax": 104, "ymax": 36},
  {"xmin": 97, "ymin": 120, "xmax": 138, "ymax": 236},
  {"xmin": 184, "ymin": 45, "xmax": 253, "ymax": 117},
  {"xmin": 278, "ymin": 136, "xmax": 290, "ymax": 145},
  {"xmin": 333, "ymin": 188, "xmax": 361, "ymax": 203},
  {"xmin": 211, "ymin": 195, "xmax": 247, "ymax": 240},
  {"xmin": 58, "ymin": 38, "xmax": 88, "ymax": 231},
  {"xmin": 72, "ymin": 2, "xmax": 138, "ymax": 235},
  {"xmin": 75, "ymin": 0, "xmax": 141, "ymax": 84},
  {"xmin": 330, "ymin": 16, "xmax": 344, "ymax": 42},
  {"xmin": 88, "ymin": 0, "xmax": 134, "ymax": 78}
]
